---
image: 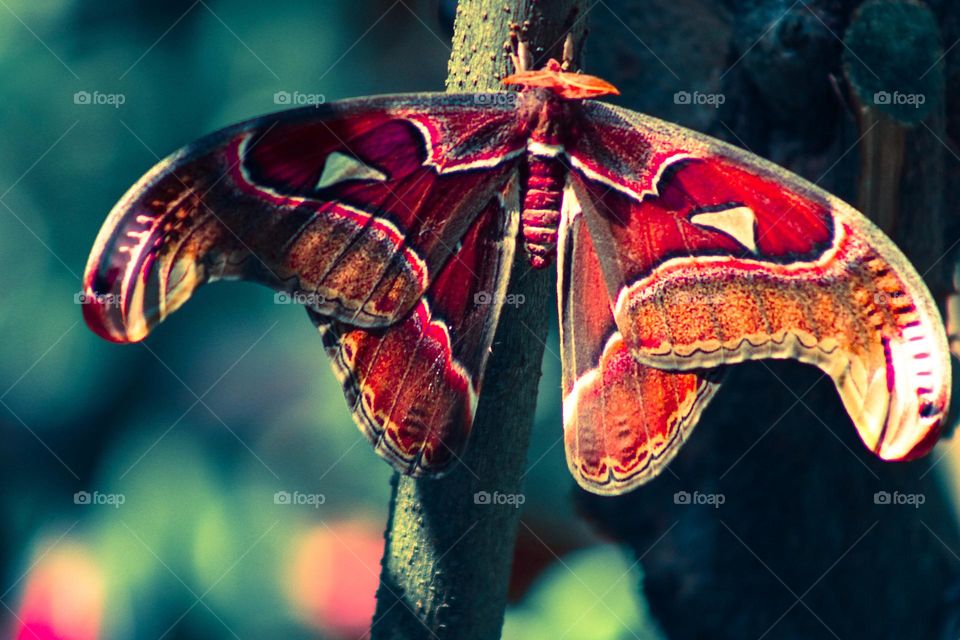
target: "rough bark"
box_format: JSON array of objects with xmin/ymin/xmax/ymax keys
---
[{"xmin": 370, "ymin": 2, "xmax": 586, "ymax": 638}]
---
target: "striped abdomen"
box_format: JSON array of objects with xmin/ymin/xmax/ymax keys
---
[{"xmin": 522, "ymin": 153, "xmax": 566, "ymax": 268}]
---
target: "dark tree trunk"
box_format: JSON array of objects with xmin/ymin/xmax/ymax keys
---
[{"xmin": 579, "ymin": 1, "xmax": 960, "ymax": 638}]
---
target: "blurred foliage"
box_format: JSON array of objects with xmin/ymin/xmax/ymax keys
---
[
  {"xmin": 503, "ymin": 545, "xmax": 661, "ymax": 640},
  {"xmin": 0, "ymin": 0, "xmax": 612, "ymax": 637}
]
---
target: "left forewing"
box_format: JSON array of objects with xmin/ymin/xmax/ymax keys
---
[{"xmin": 83, "ymin": 94, "xmax": 525, "ymax": 343}]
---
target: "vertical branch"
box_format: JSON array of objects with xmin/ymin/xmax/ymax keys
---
[{"xmin": 371, "ymin": 2, "xmax": 586, "ymax": 639}]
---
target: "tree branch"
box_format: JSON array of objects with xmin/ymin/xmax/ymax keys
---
[{"xmin": 370, "ymin": 2, "xmax": 586, "ymax": 638}]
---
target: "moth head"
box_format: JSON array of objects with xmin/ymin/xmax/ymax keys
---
[{"xmin": 502, "ymin": 58, "xmax": 620, "ymax": 100}]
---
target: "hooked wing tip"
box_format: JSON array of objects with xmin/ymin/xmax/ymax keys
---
[
  {"xmin": 877, "ymin": 421, "xmax": 942, "ymax": 461},
  {"xmin": 80, "ymin": 260, "xmax": 148, "ymax": 344},
  {"xmin": 79, "ymin": 287, "xmax": 143, "ymax": 344},
  {"xmin": 872, "ymin": 412, "xmax": 943, "ymax": 462},
  {"xmin": 846, "ymin": 348, "xmax": 947, "ymax": 463}
]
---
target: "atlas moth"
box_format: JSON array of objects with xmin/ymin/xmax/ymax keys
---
[{"xmin": 82, "ymin": 35, "xmax": 950, "ymax": 495}]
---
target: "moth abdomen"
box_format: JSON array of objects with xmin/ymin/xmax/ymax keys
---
[{"xmin": 521, "ymin": 154, "xmax": 565, "ymax": 268}]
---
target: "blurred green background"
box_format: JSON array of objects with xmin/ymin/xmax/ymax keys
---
[{"xmin": 0, "ymin": 1, "xmax": 657, "ymax": 637}]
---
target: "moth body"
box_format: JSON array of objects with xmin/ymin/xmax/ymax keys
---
[
  {"xmin": 507, "ymin": 64, "xmax": 620, "ymax": 269},
  {"xmin": 520, "ymin": 92, "xmax": 567, "ymax": 268}
]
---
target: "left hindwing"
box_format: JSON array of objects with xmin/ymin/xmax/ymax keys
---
[
  {"xmin": 568, "ymin": 101, "xmax": 950, "ymax": 462},
  {"xmin": 310, "ymin": 179, "xmax": 519, "ymax": 475}
]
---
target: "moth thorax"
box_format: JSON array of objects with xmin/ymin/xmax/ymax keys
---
[{"xmin": 521, "ymin": 154, "xmax": 565, "ymax": 268}]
